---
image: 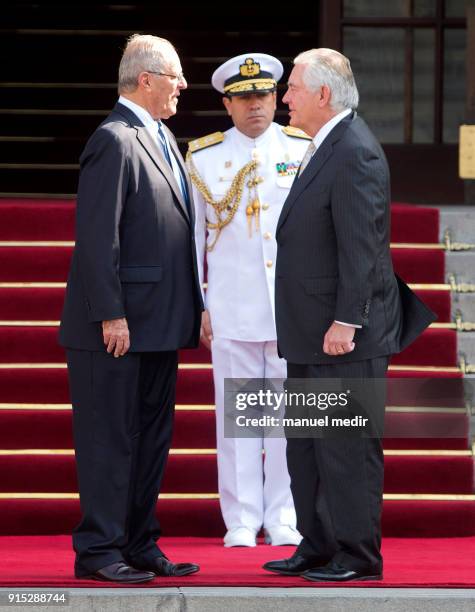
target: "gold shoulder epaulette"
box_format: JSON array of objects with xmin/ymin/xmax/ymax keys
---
[
  {"xmin": 188, "ymin": 132, "xmax": 225, "ymax": 153},
  {"xmin": 282, "ymin": 126, "xmax": 312, "ymax": 140}
]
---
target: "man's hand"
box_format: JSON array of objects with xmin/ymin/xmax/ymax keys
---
[
  {"xmin": 200, "ymin": 310, "xmax": 213, "ymax": 349},
  {"xmin": 323, "ymin": 321, "xmax": 355, "ymax": 356},
  {"xmin": 102, "ymin": 317, "xmax": 130, "ymax": 357}
]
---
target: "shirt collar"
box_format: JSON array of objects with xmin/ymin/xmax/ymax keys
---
[
  {"xmin": 313, "ymin": 108, "xmax": 352, "ymax": 151},
  {"xmin": 232, "ymin": 122, "xmax": 275, "ymax": 147},
  {"xmin": 118, "ymin": 95, "xmax": 159, "ymax": 137}
]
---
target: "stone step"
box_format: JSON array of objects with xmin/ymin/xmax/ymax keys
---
[
  {"xmin": 1, "ymin": 586, "xmax": 475, "ymax": 612},
  {"xmin": 452, "ymin": 293, "xmax": 475, "ymax": 323},
  {"xmin": 445, "ymin": 252, "xmax": 475, "ymax": 284},
  {"xmin": 439, "ymin": 205, "xmax": 475, "ymax": 246}
]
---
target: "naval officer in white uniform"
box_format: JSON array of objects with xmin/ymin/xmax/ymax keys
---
[{"xmin": 187, "ymin": 53, "xmax": 311, "ymax": 547}]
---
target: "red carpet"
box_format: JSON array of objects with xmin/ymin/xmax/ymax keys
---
[
  {"xmin": 0, "ymin": 326, "xmax": 457, "ymax": 366},
  {"xmin": 0, "ymin": 287, "xmax": 451, "ymax": 322},
  {"xmin": 1, "ymin": 453, "xmax": 472, "ymax": 495},
  {"xmin": 0, "ymin": 536, "xmax": 474, "ymax": 588},
  {"xmin": 0, "ymin": 197, "xmax": 474, "ymax": 586},
  {"xmin": 0, "ymin": 200, "xmax": 439, "ymax": 243},
  {"xmin": 0, "ymin": 367, "xmax": 464, "ymax": 409},
  {"xmin": 0, "ymin": 245, "xmax": 446, "ymax": 284},
  {"xmin": 0, "ymin": 201, "xmax": 75, "ymax": 240},
  {"xmin": 1, "ymin": 498, "xmax": 474, "ymax": 538},
  {"xmin": 0, "ymin": 408, "xmax": 469, "ymax": 451},
  {"xmin": 390, "ymin": 204, "xmax": 440, "ymax": 243}
]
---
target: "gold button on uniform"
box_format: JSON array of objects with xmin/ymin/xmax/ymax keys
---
[
  {"xmin": 262, "ymin": 203, "xmax": 269, "ymax": 210},
  {"xmin": 266, "ymin": 260, "xmax": 273, "ymax": 268},
  {"xmin": 263, "ymin": 232, "xmax": 272, "ymax": 240}
]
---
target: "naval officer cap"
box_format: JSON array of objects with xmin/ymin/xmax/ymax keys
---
[{"xmin": 211, "ymin": 53, "xmax": 284, "ymax": 97}]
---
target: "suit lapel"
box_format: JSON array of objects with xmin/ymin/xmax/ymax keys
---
[
  {"xmin": 276, "ymin": 114, "xmax": 355, "ymax": 234},
  {"xmin": 136, "ymin": 127, "xmax": 190, "ymax": 223},
  {"xmin": 113, "ymin": 103, "xmax": 190, "ymax": 224}
]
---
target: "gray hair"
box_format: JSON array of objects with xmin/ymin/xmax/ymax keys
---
[
  {"xmin": 118, "ymin": 34, "xmax": 177, "ymax": 93},
  {"xmin": 294, "ymin": 48, "xmax": 359, "ymax": 111}
]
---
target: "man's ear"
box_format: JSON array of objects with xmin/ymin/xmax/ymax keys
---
[
  {"xmin": 319, "ymin": 85, "xmax": 332, "ymax": 108},
  {"xmin": 138, "ymin": 71, "xmax": 152, "ymax": 91},
  {"xmin": 222, "ymin": 96, "xmax": 233, "ymax": 116}
]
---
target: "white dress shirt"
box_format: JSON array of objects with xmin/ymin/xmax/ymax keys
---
[{"xmin": 312, "ymin": 107, "xmax": 352, "ymax": 151}]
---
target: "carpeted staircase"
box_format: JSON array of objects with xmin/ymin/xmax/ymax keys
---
[{"xmin": 0, "ymin": 199, "xmax": 474, "ymax": 539}]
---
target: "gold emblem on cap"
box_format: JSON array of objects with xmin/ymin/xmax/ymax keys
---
[{"xmin": 240, "ymin": 58, "xmax": 261, "ymax": 77}]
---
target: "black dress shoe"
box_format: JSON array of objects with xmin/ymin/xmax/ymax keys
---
[
  {"xmin": 302, "ymin": 560, "xmax": 383, "ymax": 582},
  {"xmin": 263, "ymin": 552, "xmax": 330, "ymax": 576},
  {"xmin": 76, "ymin": 561, "xmax": 155, "ymax": 584},
  {"xmin": 134, "ymin": 556, "xmax": 200, "ymax": 577}
]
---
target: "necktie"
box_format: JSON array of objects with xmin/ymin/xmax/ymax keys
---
[
  {"xmin": 298, "ymin": 141, "xmax": 316, "ymax": 177},
  {"xmin": 157, "ymin": 122, "xmax": 189, "ymax": 208},
  {"xmin": 157, "ymin": 122, "xmax": 172, "ymax": 165}
]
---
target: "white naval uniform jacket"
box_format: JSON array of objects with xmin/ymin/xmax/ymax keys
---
[{"xmin": 191, "ymin": 122, "xmax": 310, "ymax": 342}]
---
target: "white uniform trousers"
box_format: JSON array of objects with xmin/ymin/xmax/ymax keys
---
[{"xmin": 212, "ymin": 337, "xmax": 296, "ymax": 531}]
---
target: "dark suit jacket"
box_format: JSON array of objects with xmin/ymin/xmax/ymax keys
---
[
  {"xmin": 59, "ymin": 102, "xmax": 203, "ymax": 351},
  {"xmin": 275, "ymin": 113, "xmax": 436, "ymax": 365}
]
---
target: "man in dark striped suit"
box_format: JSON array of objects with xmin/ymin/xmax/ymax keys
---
[{"xmin": 263, "ymin": 48, "xmax": 435, "ymax": 582}]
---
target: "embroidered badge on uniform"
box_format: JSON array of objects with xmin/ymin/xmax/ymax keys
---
[{"xmin": 276, "ymin": 161, "xmax": 300, "ymax": 176}]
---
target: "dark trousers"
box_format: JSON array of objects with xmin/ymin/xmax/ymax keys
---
[
  {"xmin": 286, "ymin": 356, "xmax": 389, "ymax": 572},
  {"xmin": 66, "ymin": 349, "xmax": 178, "ymax": 575}
]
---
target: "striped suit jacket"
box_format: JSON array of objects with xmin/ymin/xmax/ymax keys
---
[{"xmin": 275, "ymin": 113, "xmax": 436, "ymax": 365}]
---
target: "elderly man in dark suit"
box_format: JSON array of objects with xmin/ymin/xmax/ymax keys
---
[
  {"xmin": 59, "ymin": 34, "xmax": 203, "ymax": 583},
  {"xmin": 263, "ymin": 48, "xmax": 435, "ymax": 582}
]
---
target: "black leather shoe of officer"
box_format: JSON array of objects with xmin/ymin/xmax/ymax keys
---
[
  {"xmin": 76, "ymin": 561, "xmax": 155, "ymax": 583},
  {"xmin": 263, "ymin": 552, "xmax": 330, "ymax": 576},
  {"xmin": 133, "ymin": 556, "xmax": 200, "ymax": 577},
  {"xmin": 302, "ymin": 560, "xmax": 383, "ymax": 582}
]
